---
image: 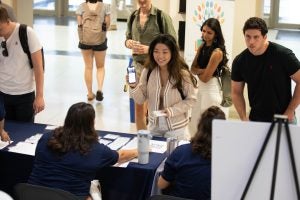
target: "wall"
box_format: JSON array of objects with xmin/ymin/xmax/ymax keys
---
[
  {"xmin": 2, "ymin": 0, "xmax": 33, "ymax": 26},
  {"xmin": 231, "ymin": 0, "xmax": 264, "ymax": 58}
]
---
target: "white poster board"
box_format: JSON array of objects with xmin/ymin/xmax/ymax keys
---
[
  {"xmin": 212, "ymin": 120, "xmax": 300, "ymax": 200},
  {"xmin": 184, "ymin": 0, "xmax": 235, "ymax": 66}
]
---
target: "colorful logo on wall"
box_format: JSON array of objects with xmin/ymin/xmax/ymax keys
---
[{"xmin": 193, "ymin": 0, "xmax": 225, "ymax": 50}]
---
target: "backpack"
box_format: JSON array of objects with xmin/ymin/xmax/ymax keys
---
[
  {"xmin": 19, "ymin": 24, "xmax": 45, "ymax": 70},
  {"xmin": 78, "ymin": 2, "xmax": 106, "ymax": 45},
  {"xmin": 129, "ymin": 9, "xmax": 163, "ymax": 33},
  {"xmin": 217, "ymin": 66, "xmax": 232, "ymax": 107},
  {"xmin": 146, "ymin": 69, "xmax": 185, "ymax": 100}
]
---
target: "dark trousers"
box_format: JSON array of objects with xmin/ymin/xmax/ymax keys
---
[
  {"xmin": 1, "ymin": 91, "xmax": 35, "ymax": 122},
  {"xmin": 0, "ymin": 94, "xmax": 5, "ymax": 121}
]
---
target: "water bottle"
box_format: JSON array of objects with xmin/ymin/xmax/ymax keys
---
[
  {"xmin": 166, "ymin": 137, "xmax": 178, "ymax": 156},
  {"xmin": 137, "ymin": 130, "xmax": 152, "ymax": 164},
  {"xmin": 127, "ymin": 57, "xmax": 136, "ymax": 84}
]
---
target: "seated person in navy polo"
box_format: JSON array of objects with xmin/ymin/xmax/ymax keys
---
[
  {"xmin": 157, "ymin": 106, "xmax": 226, "ymax": 200},
  {"xmin": 28, "ymin": 102, "xmax": 138, "ymax": 200}
]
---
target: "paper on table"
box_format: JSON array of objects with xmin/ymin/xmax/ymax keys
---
[
  {"xmin": 0, "ymin": 140, "xmax": 13, "ymax": 150},
  {"xmin": 121, "ymin": 137, "xmax": 137, "ymax": 150},
  {"xmin": 45, "ymin": 125, "xmax": 58, "ymax": 130},
  {"xmin": 121, "ymin": 137, "xmax": 167, "ymax": 154},
  {"xmin": 107, "ymin": 137, "xmax": 130, "ymax": 150},
  {"xmin": 113, "ymin": 158, "xmax": 138, "ymax": 168},
  {"xmin": 99, "ymin": 139, "xmax": 112, "ymax": 145},
  {"xmin": 24, "ymin": 133, "xmax": 43, "ymax": 144},
  {"xmin": 8, "ymin": 142, "xmax": 37, "ymax": 156},
  {"xmin": 103, "ymin": 134, "xmax": 119, "ymax": 140},
  {"xmin": 150, "ymin": 140, "xmax": 167, "ymax": 153}
]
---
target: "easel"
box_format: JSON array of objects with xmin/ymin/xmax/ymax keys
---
[{"xmin": 241, "ymin": 115, "xmax": 300, "ymax": 200}]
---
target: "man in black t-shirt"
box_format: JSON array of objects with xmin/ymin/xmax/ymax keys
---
[{"xmin": 231, "ymin": 17, "xmax": 300, "ymax": 122}]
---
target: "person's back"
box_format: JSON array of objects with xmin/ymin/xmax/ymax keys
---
[
  {"xmin": 28, "ymin": 132, "xmax": 118, "ymax": 197},
  {"xmin": 162, "ymin": 144, "xmax": 211, "ymax": 199},
  {"xmin": 28, "ymin": 102, "xmax": 137, "ymax": 199},
  {"xmin": 158, "ymin": 106, "xmax": 226, "ymax": 199}
]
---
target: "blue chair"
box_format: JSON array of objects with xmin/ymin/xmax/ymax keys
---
[{"xmin": 14, "ymin": 183, "xmax": 80, "ymax": 200}]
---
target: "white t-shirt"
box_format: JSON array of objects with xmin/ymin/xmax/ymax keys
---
[{"xmin": 0, "ymin": 23, "xmax": 42, "ymax": 95}]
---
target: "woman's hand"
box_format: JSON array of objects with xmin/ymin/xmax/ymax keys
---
[
  {"xmin": 133, "ymin": 43, "xmax": 149, "ymax": 55},
  {"xmin": 125, "ymin": 74, "xmax": 138, "ymax": 88}
]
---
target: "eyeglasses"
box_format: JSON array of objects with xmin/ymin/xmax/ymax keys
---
[{"xmin": 1, "ymin": 41, "xmax": 8, "ymax": 57}]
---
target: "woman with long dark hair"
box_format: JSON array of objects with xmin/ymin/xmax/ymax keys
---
[
  {"xmin": 28, "ymin": 102, "xmax": 137, "ymax": 200},
  {"xmin": 127, "ymin": 34, "xmax": 198, "ymax": 140},
  {"xmin": 158, "ymin": 106, "xmax": 225, "ymax": 199},
  {"xmin": 189, "ymin": 18, "xmax": 229, "ymax": 137}
]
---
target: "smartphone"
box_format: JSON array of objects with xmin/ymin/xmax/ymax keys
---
[{"xmin": 128, "ymin": 67, "xmax": 136, "ymax": 84}]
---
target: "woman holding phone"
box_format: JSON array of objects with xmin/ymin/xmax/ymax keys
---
[{"xmin": 126, "ymin": 34, "xmax": 198, "ymax": 140}]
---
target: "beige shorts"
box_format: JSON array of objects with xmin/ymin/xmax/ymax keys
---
[{"xmin": 133, "ymin": 60, "xmax": 144, "ymax": 80}]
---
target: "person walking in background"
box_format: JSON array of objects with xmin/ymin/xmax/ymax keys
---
[
  {"xmin": 76, "ymin": 0, "xmax": 110, "ymax": 102},
  {"xmin": 189, "ymin": 18, "xmax": 229, "ymax": 136},
  {"xmin": 125, "ymin": 0, "xmax": 176, "ymax": 131},
  {"xmin": 28, "ymin": 102, "xmax": 138, "ymax": 200},
  {"xmin": 157, "ymin": 106, "xmax": 226, "ymax": 200},
  {"xmin": 0, "ymin": 7, "xmax": 44, "ymax": 123},
  {"xmin": 127, "ymin": 34, "xmax": 197, "ymax": 140},
  {"xmin": 231, "ymin": 17, "xmax": 300, "ymax": 122},
  {"xmin": 0, "ymin": 1, "xmax": 17, "ymax": 22}
]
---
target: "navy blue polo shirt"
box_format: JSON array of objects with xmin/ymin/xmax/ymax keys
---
[
  {"xmin": 28, "ymin": 132, "xmax": 118, "ymax": 197},
  {"xmin": 161, "ymin": 144, "xmax": 211, "ymax": 200}
]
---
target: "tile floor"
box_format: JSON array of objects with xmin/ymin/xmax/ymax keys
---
[{"xmin": 33, "ymin": 18, "xmax": 300, "ymax": 135}]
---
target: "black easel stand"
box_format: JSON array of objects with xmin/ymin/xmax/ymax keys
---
[{"xmin": 241, "ymin": 115, "xmax": 300, "ymax": 200}]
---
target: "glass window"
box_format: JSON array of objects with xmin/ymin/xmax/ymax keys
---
[
  {"xmin": 34, "ymin": 0, "xmax": 55, "ymax": 10},
  {"xmin": 279, "ymin": 0, "xmax": 300, "ymax": 24}
]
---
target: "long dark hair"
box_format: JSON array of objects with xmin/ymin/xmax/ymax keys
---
[
  {"xmin": 47, "ymin": 102, "xmax": 98, "ymax": 155},
  {"xmin": 146, "ymin": 34, "xmax": 197, "ymax": 90},
  {"xmin": 191, "ymin": 106, "xmax": 225, "ymax": 159},
  {"xmin": 201, "ymin": 18, "xmax": 228, "ymax": 66}
]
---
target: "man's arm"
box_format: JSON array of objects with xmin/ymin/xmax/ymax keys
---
[
  {"xmin": 31, "ymin": 50, "xmax": 45, "ymax": 114},
  {"xmin": 232, "ymin": 80, "xmax": 248, "ymax": 121},
  {"xmin": 284, "ymin": 69, "xmax": 300, "ymax": 122}
]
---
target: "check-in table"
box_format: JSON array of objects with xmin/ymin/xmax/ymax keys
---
[{"xmin": 0, "ymin": 121, "xmax": 167, "ymax": 200}]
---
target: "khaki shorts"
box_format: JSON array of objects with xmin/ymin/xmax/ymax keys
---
[{"xmin": 133, "ymin": 60, "xmax": 144, "ymax": 80}]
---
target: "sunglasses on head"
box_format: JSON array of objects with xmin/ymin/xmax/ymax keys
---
[{"xmin": 1, "ymin": 41, "xmax": 8, "ymax": 57}]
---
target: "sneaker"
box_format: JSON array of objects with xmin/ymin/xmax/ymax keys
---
[{"xmin": 96, "ymin": 91, "xmax": 104, "ymax": 101}]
